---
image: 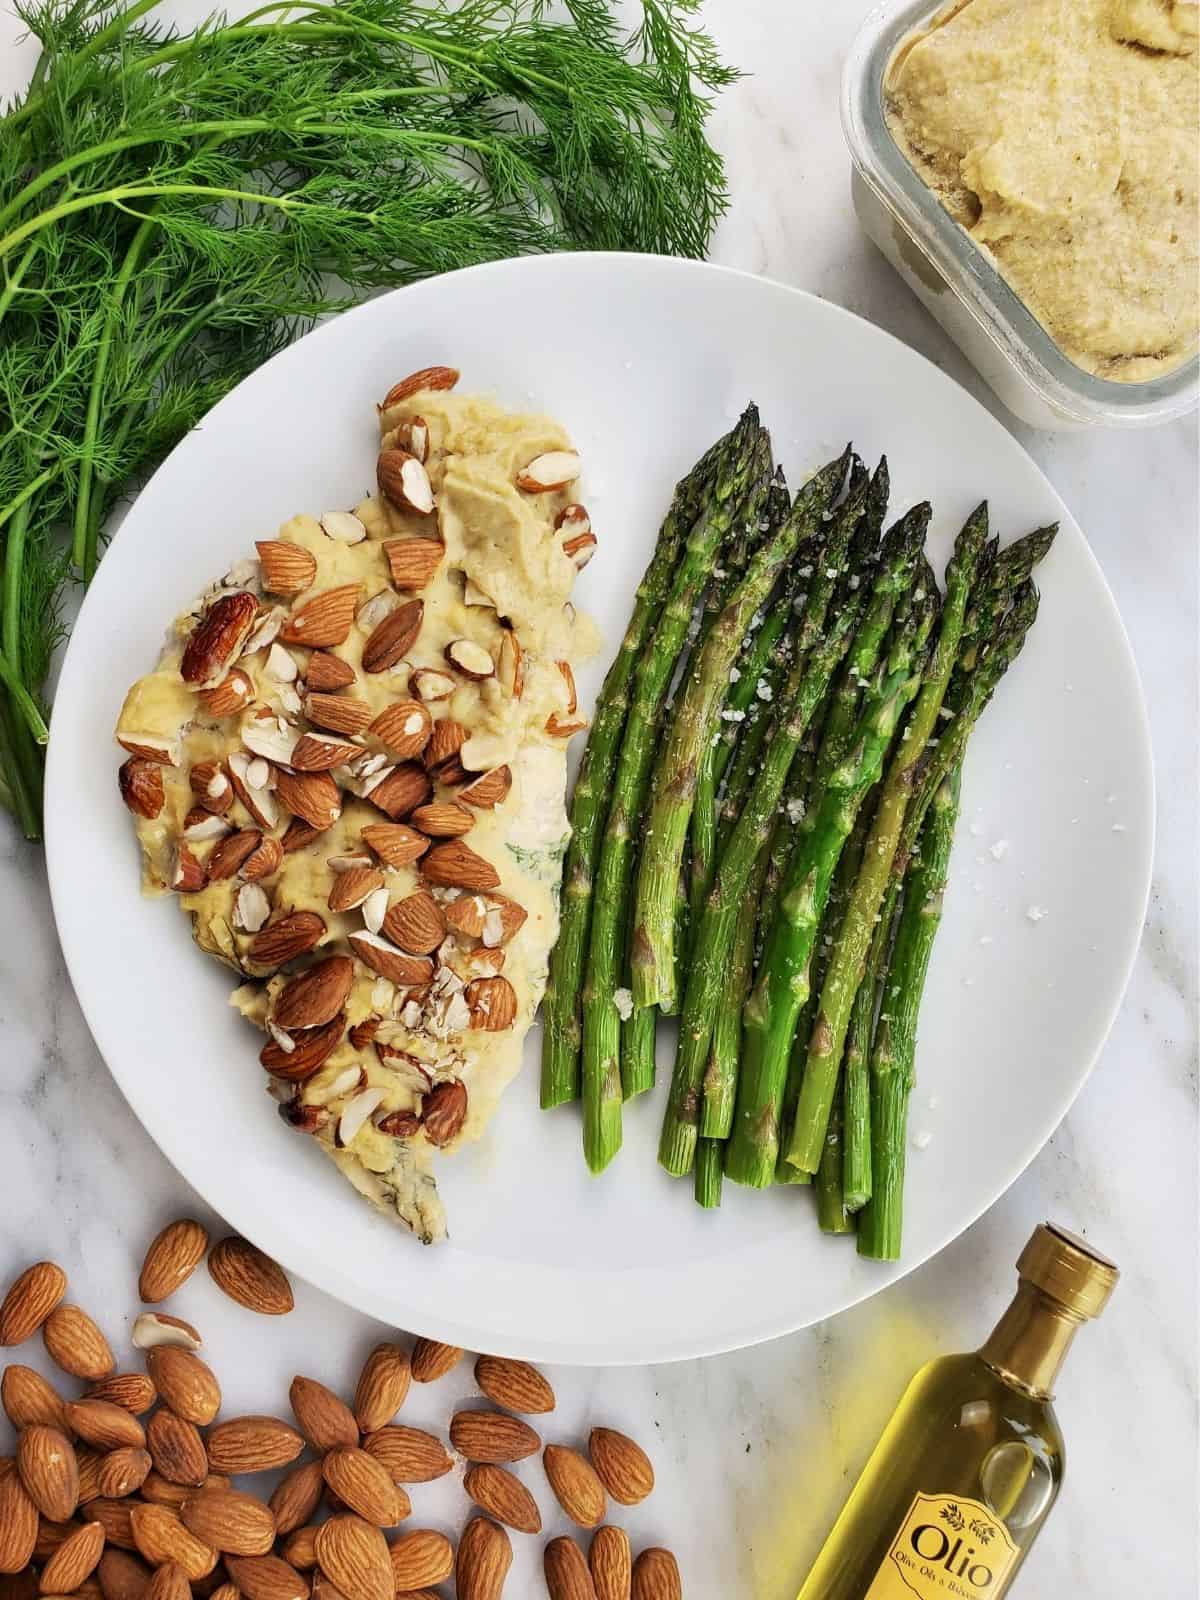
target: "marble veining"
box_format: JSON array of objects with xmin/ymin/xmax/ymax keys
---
[{"xmin": 0, "ymin": 2, "xmax": 1195, "ymax": 1594}]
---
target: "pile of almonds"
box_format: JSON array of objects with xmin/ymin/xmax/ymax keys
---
[{"xmin": 0, "ymin": 1222, "xmax": 681, "ymax": 1599}]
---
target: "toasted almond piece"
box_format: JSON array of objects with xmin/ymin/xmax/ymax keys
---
[
  {"xmin": 464, "ymin": 975, "xmax": 517, "ymax": 1032},
  {"xmin": 423, "ymin": 717, "xmax": 466, "ymax": 773},
  {"xmin": 449, "ymin": 1411, "xmax": 539, "ymax": 1464},
  {"xmin": 235, "ymin": 883, "xmax": 271, "ymax": 936},
  {"xmin": 118, "ymin": 757, "xmax": 165, "ymax": 820},
  {"xmin": 546, "ymin": 712, "xmax": 589, "ymax": 739},
  {"xmin": 380, "ymin": 367, "xmax": 459, "ymax": 410},
  {"xmin": 389, "ymin": 1528, "xmax": 453, "ymax": 1589},
  {"xmin": 352, "ymin": 1345, "xmax": 410, "ymax": 1435},
  {"xmin": 348, "ymin": 1016, "xmax": 382, "ymax": 1050},
  {"xmin": 347, "ymin": 931, "xmax": 434, "ymax": 988},
  {"xmin": 39, "ymin": 1518, "xmax": 105, "ymax": 1593},
  {"xmin": 206, "ymin": 1416, "xmax": 303, "ymax": 1476},
  {"xmin": 131, "ymin": 1313, "xmax": 202, "ymax": 1353},
  {"xmin": 544, "ymin": 1444, "xmax": 606, "ymax": 1529},
  {"xmin": 417, "ymin": 1079, "xmax": 466, "ymax": 1146},
  {"xmin": 555, "ymin": 502, "xmax": 591, "ymax": 537},
  {"xmin": 421, "ymin": 839, "xmax": 499, "ymax": 891},
  {"xmin": 516, "ymin": 449, "xmax": 580, "ymax": 493},
  {"xmin": 85, "ymin": 1372, "xmax": 157, "ymax": 1415},
  {"xmin": 315, "ymin": 1514, "xmax": 393, "ymax": 1600},
  {"xmin": 562, "ymin": 529, "xmax": 598, "ymax": 570},
  {"xmin": 64, "ymin": 1398, "xmax": 146, "ymax": 1451},
  {"xmin": 458, "ymin": 766, "xmax": 511, "ymax": 810},
  {"xmin": 281, "ymin": 585, "xmax": 361, "ymax": 648},
  {"xmin": 199, "ymin": 666, "xmax": 254, "ymax": 718},
  {"xmin": 465, "ymin": 946, "xmax": 507, "ymax": 977},
  {"xmin": 544, "ymin": 1536, "xmax": 596, "ymax": 1600},
  {"xmin": 362, "ymin": 1425, "xmax": 452, "ymax": 1487},
  {"xmin": 322, "ymin": 1447, "xmax": 408, "ymax": 1527},
  {"xmin": 257, "ymin": 541, "xmax": 317, "ymax": 596},
  {"xmin": 190, "ymin": 760, "xmax": 233, "ymax": 815},
  {"xmin": 228, "ymin": 752, "xmax": 279, "ymax": 830},
  {"xmin": 304, "ymin": 693, "xmax": 371, "ymax": 737},
  {"xmin": 170, "ymin": 844, "xmax": 208, "ymax": 893},
  {"xmin": 327, "ymin": 866, "xmax": 384, "ymax": 914},
  {"xmin": 0, "ymin": 1261, "xmax": 67, "ymax": 1345},
  {"xmin": 130, "ymin": 1502, "xmax": 218, "ymax": 1581},
  {"xmin": 381, "ymin": 891, "xmax": 445, "ymax": 955},
  {"xmin": 288, "ymin": 1377, "xmax": 358, "ymax": 1455},
  {"xmin": 265, "ymin": 640, "xmax": 299, "ymax": 681},
  {"xmin": 464, "ymin": 1463, "xmax": 542, "ymax": 1536},
  {"xmin": 305, "ymin": 651, "xmax": 356, "ymax": 691},
  {"xmin": 320, "ymin": 510, "xmax": 366, "ymax": 545},
  {"xmin": 474, "ymin": 1356, "xmax": 555, "ymax": 1416},
  {"xmin": 148, "ymin": 1407, "xmax": 208, "ymax": 1487},
  {"xmin": 16, "ymin": 1423, "xmax": 78, "ymax": 1520},
  {"xmin": 587, "ymin": 1428, "xmax": 654, "ymax": 1506},
  {"xmin": 291, "ymin": 732, "xmax": 359, "ymax": 772},
  {"xmin": 205, "ymin": 827, "xmax": 261, "ymax": 881},
  {"xmin": 248, "ymin": 910, "xmax": 326, "ymax": 970},
  {"xmin": 275, "ymin": 769, "xmax": 342, "ymax": 832},
  {"xmin": 208, "ymin": 1239, "xmax": 295, "ymax": 1317},
  {"xmin": 0, "ymin": 1467, "xmax": 37, "ymax": 1571},
  {"xmin": 269, "ymin": 1459, "xmax": 325, "ymax": 1538},
  {"xmin": 240, "ymin": 835, "xmax": 283, "ymax": 883},
  {"xmin": 444, "ymin": 891, "xmax": 527, "ymax": 945},
  {"xmin": 444, "ymin": 639, "xmax": 495, "ymax": 681},
  {"xmin": 369, "ymin": 700, "xmax": 431, "ymax": 760},
  {"xmin": 384, "ymin": 538, "xmax": 444, "ymax": 593},
  {"xmin": 183, "ymin": 808, "xmax": 230, "ymax": 843},
  {"xmin": 1, "ymin": 1365, "xmax": 68, "ymax": 1433},
  {"xmin": 391, "ymin": 415, "xmax": 430, "ymax": 463},
  {"xmin": 361, "ymin": 599, "xmax": 423, "ymax": 674},
  {"xmin": 242, "ymin": 713, "xmax": 300, "ymax": 768},
  {"xmin": 631, "ymin": 1548, "xmax": 681, "ymax": 1600},
  {"xmin": 361, "ymin": 822, "xmax": 430, "ymax": 869},
  {"xmin": 456, "ymin": 1516, "xmax": 512, "ymax": 1600},
  {"xmin": 96, "ymin": 1443, "xmax": 153, "ymax": 1499},
  {"xmin": 409, "ymin": 801, "xmax": 473, "ymax": 838},
  {"xmin": 43, "ymin": 1305, "xmax": 114, "ymax": 1381},
  {"xmin": 364, "ymin": 764, "xmax": 432, "ymax": 819},
  {"xmin": 494, "ymin": 629, "xmax": 524, "ymax": 702},
  {"xmin": 260, "ymin": 1014, "xmax": 344, "ymax": 1083},
  {"xmin": 117, "ymin": 729, "xmax": 182, "ymax": 766},
  {"xmin": 146, "ymin": 1348, "xmax": 220, "ymax": 1427},
  {"xmin": 408, "ymin": 667, "xmax": 456, "ymax": 702},
  {"xmin": 181, "ymin": 592, "xmax": 260, "ymax": 689},
  {"xmin": 357, "ymin": 589, "xmax": 401, "ymax": 635},
  {"xmin": 377, "ymin": 450, "xmax": 434, "ymax": 517}
]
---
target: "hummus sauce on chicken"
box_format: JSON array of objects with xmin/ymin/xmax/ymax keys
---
[
  {"xmin": 116, "ymin": 375, "xmax": 597, "ymax": 1242},
  {"xmin": 886, "ymin": 0, "xmax": 1199, "ymax": 382}
]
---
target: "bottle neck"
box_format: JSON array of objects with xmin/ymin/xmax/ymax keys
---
[{"xmin": 978, "ymin": 1281, "xmax": 1083, "ymax": 1399}]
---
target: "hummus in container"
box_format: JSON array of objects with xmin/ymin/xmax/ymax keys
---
[
  {"xmin": 115, "ymin": 374, "xmax": 597, "ymax": 1244},
  {"xmin": 886, "ymin": 0, "xmax": 1198, "ymax": 383}
]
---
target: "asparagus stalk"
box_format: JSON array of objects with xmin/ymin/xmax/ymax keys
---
[
  {"xmin": 699, "ymin": 825, "xmax": 772, "ymax": 1140},
  {"xmin": 784, "ymin": 504, "xmax": 991, "ymax": 1175},
  {"xmin": 631, "ymin": 450, "xmax": 857, "ymax": 1015},
  {"xmin": 841, "ymin": 890, "xmax": 895, "ymax": 1210},
  {"xmin": 540, "ymin": 435, "xmax": 727, "ymax": 1108},
  {"xmin": 857, "ymin": 764, "xmax": 962, "ymax": 1261},
  {"xmin": 579, "ymin": 409, "xmax": 765, "ymax": 1171},
  {"xmin": 694, "ymin": 1136, "xmax": 724, "ymax": 1209},
  {"xmin": 814, "ymin": 1079, "xmax": 854, "ymax": 1233},
  {"xmin": 724, "ymin": 602, "xmax": 934, "ymax": 1188}
]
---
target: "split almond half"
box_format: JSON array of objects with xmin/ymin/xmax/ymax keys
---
[
  {"xmin": 171, "ymin": 844, "xmax": 207, "ymax": 893},
  {"xmin": 409, "ymin": 667, "xmax": 456, "ymax": 702},
  {"xmin": 382, "ymin": 891, "xmax": 446, "ymax": 955},
  {"xmin": 443, "ymin": 891, "xmax": 526, "ymax": 944},
  {"xmin": 181, "ymin": 591, "xmax": 260, "ymax": 689},
  {"xmin": 190, "ymin": 760, "xmax": 233, "ymax": 815},
  {"xmin": 117, "ymin": 729, "xmax": 181, "ymax": 767},
  {"xmin": 198, "ymin": 667, "xmax": 254, "ymax": 719},
  {"xmin": 328, "ymin": 866, "xmax": 384, "ymax": 914},
  {"xmin": 496, "ymin": 627, "xmax": 524, "ymax": 699},
  {"xmin": 444, "ymin": 638, "xmax": 494, "ymax": 680},
  {"xmin": 421, "ymin": 1080, "xmax": 468, "ymax": 1147},
  {"xmin": 257, "ymin": 540, "xmax": 317, "ymax": 596},
  {"xmin": 119, "ymin": 757, "xmax": 164, "ymax": 819},
  {"xmin": 275, "ymin": 769, "xmax": 342, "ymax": 832},
  {"xmin": 228, "ymin": 751, "xmax": 278, "ymax": 830},
  {"xmin": 281, "ymin": 584, "xmax": 361, "ymax": 648},
  {"xmin": 563, "ymin": 529, "xmax": 598, "ymax": 570},
  {"xmin": 377, "ymin": 450, "xmax": 435, "ymax": 516},
  {"xmin": 320, "ymin": 510, "xmax": 366, "ymax": 545},
  {"xmin": 391, "ymin": 415, "xmax": 429, "ymax": 463},
  {"xmin": 516, "ymin": 449, "xmax": 581, "ymax": 493},
  {"xmin": 458, "ymin": 766, "xmax": 512, "ymax": 809},
  {"xmin": 464, "ymin": 975, "xmax": 518, "ymax": 1032}
]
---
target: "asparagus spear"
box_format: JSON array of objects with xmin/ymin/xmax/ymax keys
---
[
  {"xmin": 784, "ymin": 504, "xmax": 991, "ymax": 1176},
  {"xmin": 814, "ymin": 1079, "xmax": 854, "ymax": 1233},
  {"xmin": 841, "ymin": 888, "xmax": 895, "ymax": 1211},
  {"xmin": 857, "ymin": 764, "xmax": 962, "ymax": 1261},
  {"xmin": 631, "ymin": 450, "xmax": 857, "ymax": 1016},
  {"xmin": 540, "ymin": 435, "xmax": 727, "ymax": 1108},
  {"xmin": 579, "ymin": 409, "xmax": 765, "ymax": 1172},
  {"xmin": 725, "ymin": 600, "xmax": 935, "ymax": 1188},
  {"xmin": 694, "ymin": 1136, "xmax": 724, "ymax": 1209}
]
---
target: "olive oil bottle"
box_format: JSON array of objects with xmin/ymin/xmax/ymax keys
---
[{"xmin": 798, "ymin": 1223, "xmax": 1118, "ymax": 1599}]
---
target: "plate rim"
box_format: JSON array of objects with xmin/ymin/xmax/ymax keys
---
[{"xmin": 44, "ymin": 251, "xmax": 1156, "ymax": 1363}]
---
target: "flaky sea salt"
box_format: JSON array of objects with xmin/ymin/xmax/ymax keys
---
[
  {"xmin": 989, "ymin": 839, "xmax": 1009, "ymax": 860},
  {"xmin": 613, "ymin": 988, "xmax": 634, "ymax": 1021},
  {"xmin": 1025, "ymin": 905, "xmax": 1047, "ymax": 923}
]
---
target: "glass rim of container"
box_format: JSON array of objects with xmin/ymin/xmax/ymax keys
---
[{"xmin": 842, "ymin": 0, "xmax": 1199, "ymax": 429}]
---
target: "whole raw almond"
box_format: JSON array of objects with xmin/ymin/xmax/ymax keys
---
[
  {"xmin": 409, "ymin": 1339, "xmax": 463, "ymax": 1384},
  {"xmin": 16, "ymin": 1423, "xmax": 78, "ymax": 1520},
  {"xmin": 247, "ymin": 910, "xmax": 327, "ymax": 970},
  {"xmin": 304, "ymin": 651, "xmax": 356, "ymax": 691},
  {"xmin": 281, "ymin": 584, "xmax": 361, "ymax": 648},
  {"xmin": 0, "ymin": 1567, "xmax": 38, "ymax": 1600},
  {"xmin": 147, "ymin": 1408, "xmax": 208, "ymax": 1487},
  {"xmin": 85, "ymin": 1373, "xmax": 157, "ymax": 1416},
  {"xmin": 0, "ymin": 1468, "xmax": 37, "ymax": 1572},
  {"xmin": 449, "ymin": 1411, "xmax": 539, "ymax": 1466},
  {"xmin": 314, "ymin": 1513, "xmax": 392, "ymax": 1600},
  {"xmin": 369, "ymin": 700, "xmax": 431, "ymax": 760},
  {"xmin": 589, "ymin": 1526, "xmax": 632, "ymax": 1600},
  {"xmin": 129, "ymin": 1502, "xmax": 217, "ymax": 1581},
  {"xmin": 1, "ymin": 1365, "xmax": 68, "ymax": 1432},
  {"xmin": 305, "ymin": 692, "xmax": 372, "ymax": 738},
  {"xmin": 455, "ymin": 1516, "xmax": 512, "ymax": 1600},
  {"xmin": 224, "ymin": 1551, "xmax": 310, "ymax": 1600},
  {"xmin": 74, "ymin": 1444, "xmax": 102, "ymax": 1505},
  {"xmin": 147, "ymin": 1347, "xmax": 221, "ymax": 1426},
  {"xmin": 287, "ymin": 1377, "xmax": 357, "ymax": 1455},
  {"xmin": 544, "ymin": 1536, "xmax": 597, "ymax": 1600},
  {"xmin": 380, "ymin": 367, "xmax": 459, "ymax": 410},
  {"xmin": 381, "ymin": 892, "xmax": 445, "ymax": 956},
  {"xmin": 321, "ymin": 1448, "xmax": 408, "ymax": 1527},
  {"xmin": 361, "ymin": 600, "xmax": 423, "ymax": 674},
  {"xmin": 146, "ymin": 1561, "xmax": 192, "ymax": 1600},
  {"xmin": 32, "ymin": 1510, "xmax": 73, "ymax": 1562},
  {"xmin": 281, "ymin": 1525, "xmax": 319, "ymax": 1571},
  {"xmin": 463, "ymin": 1463, "xmax": 541, "ymax": 1535},
  {"xmin": 140, "ymin": 1471, "xmax": 229, "ymax": 1510},
  {"xmin": 362, "ymin": 1425, "xmax": 452, "ymax": 1485},
  {"xmin": 206, "ymin": 1416, "xmax": 304, "ymax": 1476},
  {"xmin": 259, "ymin": 1015, "xmax": 345, "ymax": 1083},
  {"xmin": 588, "ymin": 1428, "xmax": 654, "ymax": 1506},
  {"xmin": 65, "ymin": 1399, "xmax": 146, "ymax": 1451},
  {"xmin": 97, "ymin": 1545, "xmax": 154, "ymax": 1597},
  {"xmin": 256, "ymin": 540, "xmax": 318, "ymax": 597},
  {"xmin": 360, "ymin": 822, "xmax": 429, "ymax": 869},
  {"xmin": 352, "ymin": 1344, "xmax": 410, "ymax": 1434},
  {"xmin": 631, "ymin": 1548, "xmax": 681, "ymax": 1600},
  {"xmin": 409, "ymin": 800, "xmax": 473, "ymax": 838},
  {"xmin": 474, "ymin": 1356, "xmax": 555, "ymax": 1416},
  {"xmin": 388, "ymin": 1528, "xmax": 454, "ymax": 1589},
  {"xmin": 139, "ymin": 1220, "xmax": 210, "ymax": 1304},
  {"xmin": 42, "ymin": 1305, "xmax": 114, "ymax": 1381},
  {"xmin": 39, "ymin": 1518, "xmax": 105, "ymax": 1593},
  {"xmin": 82, "ymin": 1495, "xmax": 138, "ymax": 1550},
  {"xmin": 274, "ymin": 769, "xmax": 342, "ymax": 833},
  {"xmin": 420, "ymin": 839, "xmax": 500, "ymax": 891},
  {"xmin": 363, "ymin": 762, "xmax": 432, "ymax": 821},
  {"xmin": 0, "ymin": 1262, "xmax": 67, "ymax": 1346},
  {"xmin": 544, "ymin": 1445, "xmax": 606, "ymax": 1529},
  {"xmin": 268, "ymin": 1459, "xmax": 325, "ymax": 1536},
  {"xmin": 180, "ymin": 1487, "xmax": 276, "ymax": 1556},
  {"xmin": 208, "ymin": 1238, "xmax": 294, "ymax": 1316},
  {"xmin": 95, "ymin": 1446, "xmax": 152, "ymax": 1499},
  {"xmin": 273, "ymin": 961, "xmax": 353, "ymax": 1036}
]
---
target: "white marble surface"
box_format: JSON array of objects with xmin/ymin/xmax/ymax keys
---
[{"xmin": 0, "ymin": 2, "xmax": 1196, "ymax": 1595}]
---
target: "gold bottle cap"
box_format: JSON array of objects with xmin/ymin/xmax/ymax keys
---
[{"xmin": 1017, "ymin": 1222, "xmax": 1119, "ymax": 1321}]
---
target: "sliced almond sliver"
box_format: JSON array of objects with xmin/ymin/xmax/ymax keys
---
[
  {"xmin": 321, "ymin": 510, "xmax": 367, "ymax": 545},
  {"xmin": 516, "ymin": 449, "xmax": 581, "ymax": 493}
]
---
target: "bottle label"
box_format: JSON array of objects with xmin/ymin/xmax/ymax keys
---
[{"xmin": 863, "ymin": 1492, "xmax": 1020, "ymax": 1599}]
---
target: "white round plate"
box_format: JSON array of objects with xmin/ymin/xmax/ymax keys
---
[{"xmin": 46, "ymin": 255, "xmax": 1153, "ymax": 1364}]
